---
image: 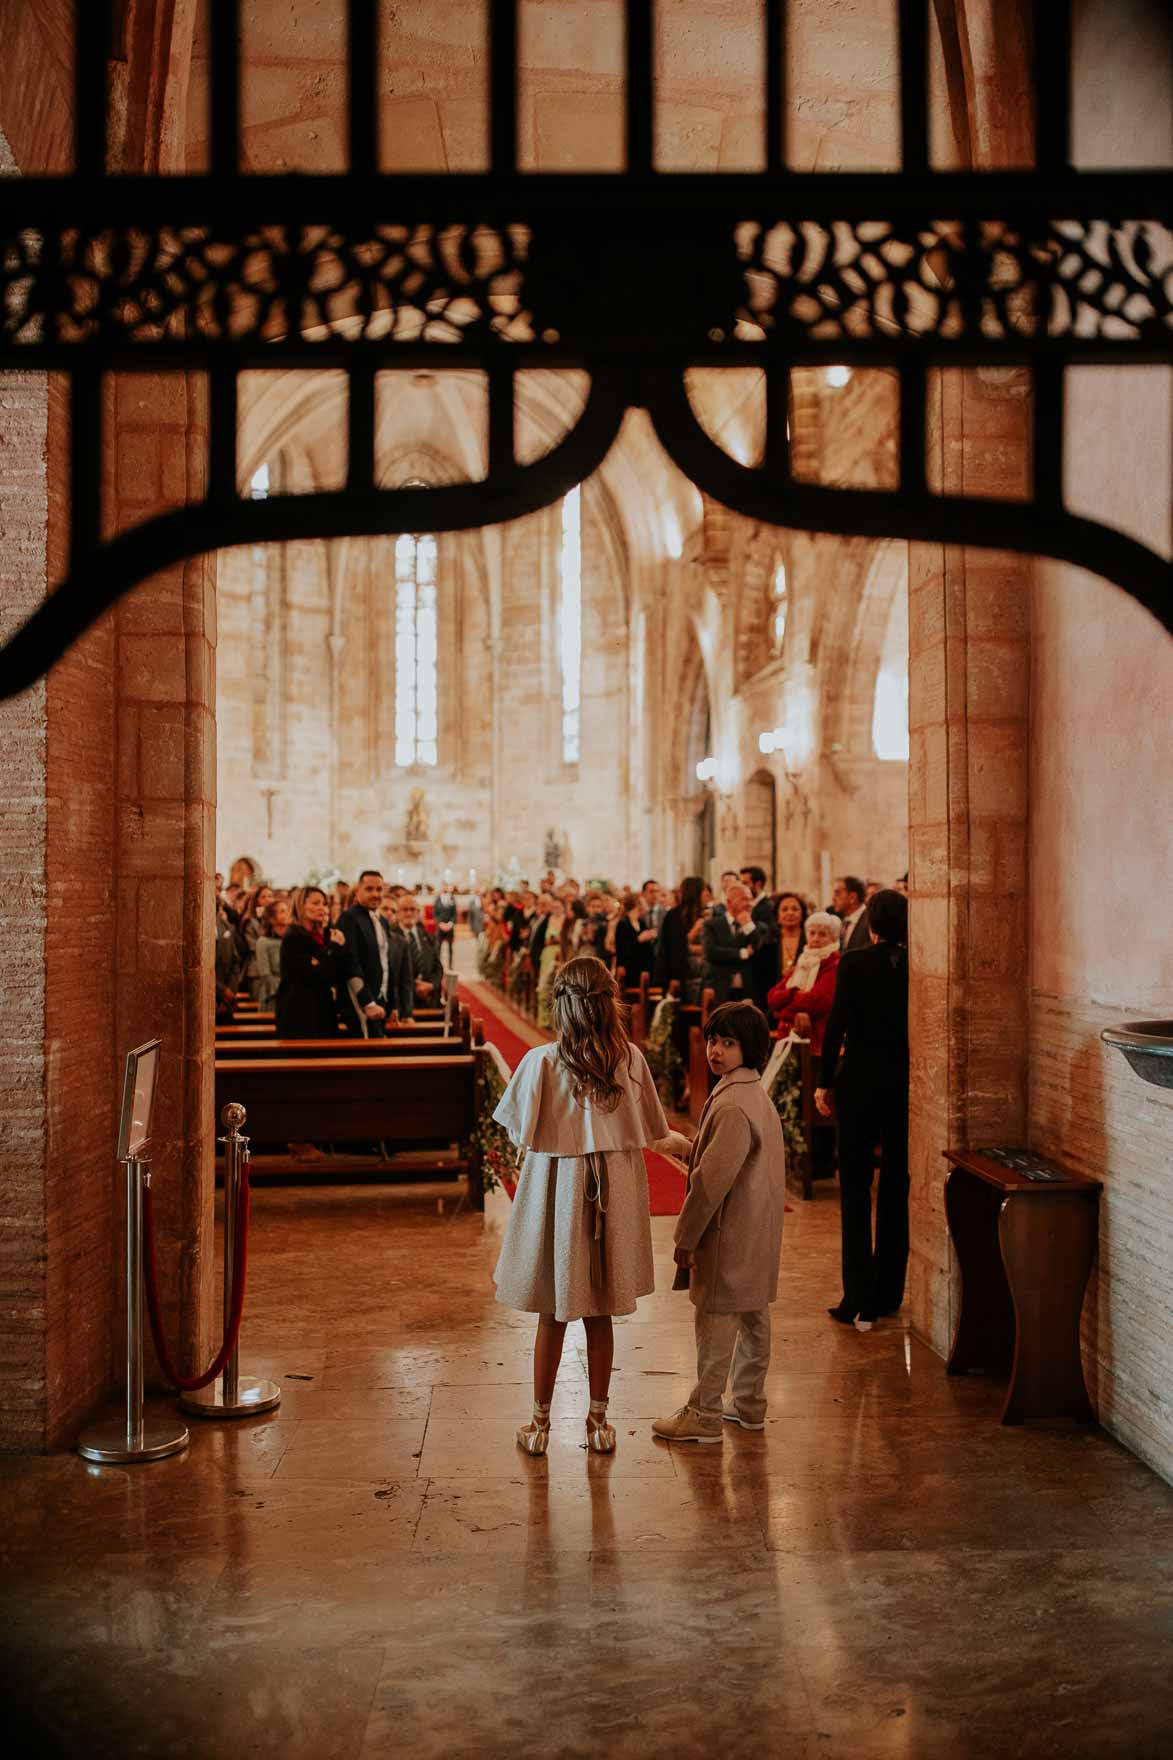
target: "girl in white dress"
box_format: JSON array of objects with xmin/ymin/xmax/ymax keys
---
[{"xmin": 493, "ymin": 956, "xmax": 690, "ymax": 1455}]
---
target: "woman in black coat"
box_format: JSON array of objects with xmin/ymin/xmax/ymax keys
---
[
  {"xmin": 816, "ymin": 888, "xmax": 910, "ymax": 1331},
  {"xmin": 652, "ymin": 875, "xmax": 709, "ymax": 999},
  {"xmin": 613, "ymin": 892, "xmax": 652, "ymax": 985},
  {"xmin": 275, "ymin": 886, "xmax": 345, "ymax": 1039}
]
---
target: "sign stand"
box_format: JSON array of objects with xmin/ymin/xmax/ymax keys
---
[{"xmin": 79, "ymin": 1040, "xmax": 189, "ymax": 1464}]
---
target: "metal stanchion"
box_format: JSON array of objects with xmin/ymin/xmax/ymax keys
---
[
  {"xmin": 181, "ymin": 1104, "xmax": 281, "ymax": 1419},
  {"xmin": 78, "ymin": 1155, "xmax": 190, "ymax": 1464}
]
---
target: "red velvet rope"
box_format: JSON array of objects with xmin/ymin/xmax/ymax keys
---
[{"xmin": 142, "ymin": 1158, "xmax": 251, "ymax": 1392}]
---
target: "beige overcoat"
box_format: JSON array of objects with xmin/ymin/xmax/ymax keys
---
[{"xmin": 674, "ymin": 1067, "xmax": 787, "ymax": 1312}]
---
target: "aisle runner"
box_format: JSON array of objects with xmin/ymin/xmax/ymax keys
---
[{"xmin": 459, "ymin": 978, "xmax": 687, "ymax": 1217}]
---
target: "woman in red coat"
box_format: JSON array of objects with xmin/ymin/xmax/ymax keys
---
[{"xmin": 767, "ymin": 910, "xmax": 841, "ymax": 1052}]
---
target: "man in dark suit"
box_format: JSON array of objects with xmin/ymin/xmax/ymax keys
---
[
  {"xmin": 739, "ymin": 863, "xmax": 778, "ymax": 1009},
  {"xmin": 338, "ymin": 869, "xmax": 412, "ymax": 1036},
  {"xmin": 395, "ymin": 891, "xmax": 446, "ymax": 1011},
  {"xmin": 832, "ymin": 874, "xmax": 871, "ymax": 953},
  {"xmin": 702, "ymin": 881, "xmax": 764, "ymax": 1005},
  {"xmin": 434, "ymin": 886, "xmax": 458, "ymax": 968},
  {"xmin": 816, "ymin": 888, "xmax": 910, "ymax": 1330},
  {"xmin": 638, "ymin": 879, "xmax": 665, "ymax": 936},
  {"xmin": 525, "ymin": 891, "xmax": 555, "ymax": 964}
]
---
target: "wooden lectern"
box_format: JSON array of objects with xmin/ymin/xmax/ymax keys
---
[{"xmin": 943, "ymin": 1147, "xmax": 1102, "ymax": 1426}]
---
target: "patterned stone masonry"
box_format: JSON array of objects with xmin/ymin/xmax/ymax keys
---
[{"xmin": 907, "ymin": 368, "xmax": 1032, "ymax": 1360}]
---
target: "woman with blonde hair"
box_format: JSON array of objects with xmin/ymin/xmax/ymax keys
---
[{"xmin": 492, "ymin": 956, "xmax": 690, "ymax": 1456}]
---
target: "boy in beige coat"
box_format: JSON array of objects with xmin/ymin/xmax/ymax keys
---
[{"xmin": 652, "ymin": 1000, "xmax": 787, "ymax": 1444}]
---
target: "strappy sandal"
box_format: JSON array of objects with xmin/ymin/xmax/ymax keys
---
[
  {"xmin": 586, "ymin": 1398, "xmax": 616, "ymax": 1454},
  {"xmin": 516, "ymin": 1400, "xmax": 551, "ymax": 1456}
]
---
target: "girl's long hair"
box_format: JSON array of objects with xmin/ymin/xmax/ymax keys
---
[
  {"xmin": 551, "ymin": 956, "xmax": 631, "ymax": 1110},
  {"xmin": 678, "ymin": 874, "xmax": 707, "ymax": 933},
  {"xmin": 239, "ymin": 884, "xmax": 271, "ymax": 924}
]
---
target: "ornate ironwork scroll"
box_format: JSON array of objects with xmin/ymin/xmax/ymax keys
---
[{"xmin": 0, "ymin": 0, "xmax": 1169, "ymax": 700}]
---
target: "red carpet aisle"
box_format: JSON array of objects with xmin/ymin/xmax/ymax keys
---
[{"xmin": 459, "ymin": 978, "xmax": 687, "ymax": 1216}]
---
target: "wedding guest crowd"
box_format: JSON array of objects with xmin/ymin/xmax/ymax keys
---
[{"xmin": 215, "ymin": 851, "xmax": 910, "ymax": 1326}]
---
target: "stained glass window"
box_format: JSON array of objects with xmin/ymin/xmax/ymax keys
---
[
  {"xmin": 560, "ymin": 487, "xmax": 582, "ymax": 764},
  {"xmin": 394, "ymin": 532, "xmax": 438, "ymax": 767}
]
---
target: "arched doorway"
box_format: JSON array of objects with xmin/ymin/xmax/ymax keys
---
[{"xmin": 742, "ymin": 769, "xmax": 777, "ymax": 884}]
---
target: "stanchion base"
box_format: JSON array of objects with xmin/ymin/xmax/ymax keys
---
[
  {"xmin": 180, "ymin": 1375, "xmax": 282, "ymax": 1418},
  {"xmin": 78, "ymin": 1417, "xmax": 190, "ymax": 1464}
]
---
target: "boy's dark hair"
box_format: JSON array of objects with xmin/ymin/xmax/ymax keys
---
[
  {"xmin": 703, "ymin": 1000, "xmax": 771, "ymax": 1073},
  {"xmin": 739, "ymin": 864, "xmax": 767, "ymax": 889}
]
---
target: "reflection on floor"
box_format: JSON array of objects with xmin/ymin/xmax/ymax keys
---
[{"xmin": 4, "ymin": 1176, "xmax": 1173, "ymax": 1758}]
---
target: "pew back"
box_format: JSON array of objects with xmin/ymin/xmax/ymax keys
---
[
  {"xmin": 214, "ymin": 1053, "xmax": 483, "ymax": 1206},
  {"xmin": 216, "ymin": 1036, "xmax": 464, "ymax": 1061}
]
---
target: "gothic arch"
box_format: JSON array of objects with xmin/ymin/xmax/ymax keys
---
[{"xmin": 837, "ymin": 540, "xmax": 911, "ymax": 764}]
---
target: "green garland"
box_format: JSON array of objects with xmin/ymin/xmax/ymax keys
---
[
  {"xmin": 645, "ymin": 995, "xmax": 684, "ymax": 1109},
  {"xmin": 472, "ymin": 1051, "xmax": 515, "ymax": 1196},
  {"xmin": 767, "ymin": 1051, "xmax": 808, "ymax": 1176}
]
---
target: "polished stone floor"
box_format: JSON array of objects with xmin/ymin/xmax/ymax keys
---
[{"xmin": 5, "ymin": 1173, "xmax": 1173, "ymax": 1758}]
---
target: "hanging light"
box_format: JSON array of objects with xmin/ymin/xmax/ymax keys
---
[
  {"xmin": 695, "ymin": 756, "xmax": 718, "ymax": 783},
  {"xmin": 825, "ymin": 365, "xmax": 852, "ymax": 389},
  {"xmin": 757, "ymin": 726, "xmax": 789, "ymax": 756}
]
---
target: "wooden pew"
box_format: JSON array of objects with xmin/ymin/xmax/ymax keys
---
[
  {"xmin": 795, "ymin": 1039, "xmax": 838, "ymax": 1201},
  {"xmin": 217, "ymin": 1021, "xmax": 454, "ymax": 1043},
  {"xmin": 232, "ymin": 994, "xmax": 447, "ymax": 1024},
  {"xmin": 214, "ymin": 1053, "xmax": 484, "ymax": 1208},
  {"xmin": 630, "ymin": 970, "xmax": 670, "ymax": 1049},
  {"xmin": 216, "ymin": 1033, "xmax": 466, "ymax": 1062},
  {"xmin": 615, "ymin": 966, "xmax": 644, "ymax": 1042},
  {"xmin": 686, "ymin": 987, "xmax": 716, "ymax": 1126}
]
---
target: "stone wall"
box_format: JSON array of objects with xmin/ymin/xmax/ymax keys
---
[
  {"xmin": 0, "ymin": 359, "xmax": 51, "ymax": 1448},
  {"xmin": 216, "ymin": 485, "xmax": 633, "ymax": 888},
  {"xmin": 1026, "ymin": 0, "xmax": 1173, "ymax": 1486}
]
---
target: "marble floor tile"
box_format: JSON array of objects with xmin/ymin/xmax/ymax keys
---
[
  {"xmin": 6, "ymin": 1642, "xmax": 387, "ymax": 1760},
  {"xmin": 417, "ymin": 1416, "xmax": 677, "ymax": 1480},
  {"xmin": 415, "ymin": 1469, "xmax": 765, "ymax": 1555},
  {"xmin": 260, "ymin": 1383, "xmax": 432, "ymax": 1423},
  {"xmin": 8, "ymin": 1168, "xmax": 1173, "ymax": 1758},
  {"xmin": 271, "ymin": 1418, "xmax": 428, "ymax": 1483},
  {"xmin": 2, "ymin": 1549, "xmax": 227, "ymax": 1651}
]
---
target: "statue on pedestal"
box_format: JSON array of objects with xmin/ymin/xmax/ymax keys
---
[{"xmin": 406, "ymin": 788, "xmax": 429, "ymax": 855}]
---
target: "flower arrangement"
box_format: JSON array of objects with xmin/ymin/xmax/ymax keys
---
[
  {"xmin": 303, "ymin": 863, "xmax": 345, "ymax": 894},
  {"xmin": 767, "ymin": 1049, "xmax": 807, "ymax": 1175},
  {"xmin": 472, "ymin": 1051, "xmax": 516, "ymax": 1195},
  {"xmin": 645, "ymin": 995, "xmax": 684, "ymax": 1109}
]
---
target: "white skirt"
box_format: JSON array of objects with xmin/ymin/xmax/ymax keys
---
[{"xmin": 493, "ymin": 1148, "xmax": 655, "ymax": 1322}]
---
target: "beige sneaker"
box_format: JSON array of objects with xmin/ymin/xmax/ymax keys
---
[
  {"xmin": 651, "ymin": 1405, "xmax": 723, "ymax": 1445},
  {"xmin": 721, "ymin": 1402, "xmax": 766, "ymax": 1431}
]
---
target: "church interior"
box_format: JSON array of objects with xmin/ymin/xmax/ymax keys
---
[{"xmin": 1, "ymin": 2, "xmax": 1172, "ymax": 1755}]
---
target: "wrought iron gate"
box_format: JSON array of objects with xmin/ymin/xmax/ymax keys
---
[{"xmin": 0, "ymin": 0, "xmax": 1169, "ymax": 700}]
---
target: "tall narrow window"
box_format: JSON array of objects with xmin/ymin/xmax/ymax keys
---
[
  {"xmin": 770, "ymin": 560, "xmax": 788, "ymax": 653},
  {"xmin": 559, "ymin": 486, "xmax": 582, "ymax": 764},
  {"xmin": 871, "ymin": 584, "xmax": 910, "ymax": 761},
  {"xmin": 394, "ymin": 532, "xmax": 438, "ymax": 767},
  {"xmin": 249, "ymin": 462, "xmax": 270, "ymax": 499}
]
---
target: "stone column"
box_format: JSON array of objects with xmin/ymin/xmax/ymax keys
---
[
  {"xmin": 906, "ymin": 368, "xmax": 1031, "ymax": 1353},
  {"xmin": 0, "ymin": 366, "xmax": 51, "ymax": 1448},
  {"xmin": 109, "ymin": 371, "xmax": 217, "ymax": 1378}
]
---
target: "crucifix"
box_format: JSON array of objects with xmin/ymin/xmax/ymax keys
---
[{"xmin": 259, "ymin": 786, "xmax": 279, "ymax": 842}]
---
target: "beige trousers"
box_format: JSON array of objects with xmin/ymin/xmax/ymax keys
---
[{"xmin": 689, "ymin": 1306, "xmax": 772, "ymax": 1421}]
